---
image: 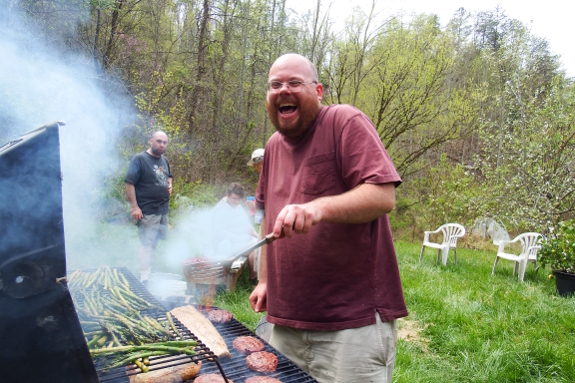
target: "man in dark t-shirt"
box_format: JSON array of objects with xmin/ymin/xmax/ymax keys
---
[
  {"xmin": 124, "ymin": 131, "xmax": 172, "ymax": 283},
  {"xmin": 248, "ymin": 54, "xmax": 407, "ymax": 383}
]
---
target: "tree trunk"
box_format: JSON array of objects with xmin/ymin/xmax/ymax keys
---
[
  {"xmin": 188, "ymin": 0, "xmax": 210, "ymax": 133},
  {"xmin": 103, "ymin": 0, "xmax": 125, "ymax": 70},
  {"xmin": 93, "ymin": 7, "xmax": 101, "ymax": 71}
]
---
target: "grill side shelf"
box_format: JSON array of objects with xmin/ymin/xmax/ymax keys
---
[{"xmin": 68, "ymin": 267, "xmax": 231, "ymax": 383}]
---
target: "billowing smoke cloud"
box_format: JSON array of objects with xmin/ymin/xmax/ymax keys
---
[
  {"xmin": 0, "ymin": 10, "xmax": 138, "ymax": 270},
  {"xmin": 0, "ymin": 8, "xmax": 258, "ymax": 286},
  {"xmin": 164, "ymin": 201, "xmax": 256, "ymax": 267}
]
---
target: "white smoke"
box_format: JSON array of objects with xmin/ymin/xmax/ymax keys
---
[
  {"xmin": 0, "ymin": 10, "xmax": 138, "ymax": 271},
  {"xmin": 0, "ymin": 8, "xmax": 257, "ymax": 283},
  {"xmin": 164, "ymin": 199, "xmax": 257, "ymax": 268}
]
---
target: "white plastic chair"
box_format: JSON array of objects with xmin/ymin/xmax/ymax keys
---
[
  {"xmin": 419, "ymin": 223, "xmax": 466, "ymax": 265},
  {"xmin": 491, "ymin": 232, "xmax": 543, "ymax": 282}
]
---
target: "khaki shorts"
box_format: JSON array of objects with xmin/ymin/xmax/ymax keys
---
[
  {"xmin": 137, "ymin": 214, "xmax": 168, "ymax": 248},
  {"xmin": 269, "ymin": 313, "xmax": 397, "ymax": 383}
]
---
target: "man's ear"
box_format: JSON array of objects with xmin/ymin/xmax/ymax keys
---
[{"xmin": 316, "ymin": 83, "xmax": 323, "ymax": 101}]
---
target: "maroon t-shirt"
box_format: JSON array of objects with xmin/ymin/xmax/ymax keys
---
[{"xmin": 256, "ymin": 104, "xmax": 408, "ymax": 331}]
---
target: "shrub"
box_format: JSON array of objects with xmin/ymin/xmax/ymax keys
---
[{"xmin": 538, "ymin": 219, "xmax": 575, "ymax": 274}]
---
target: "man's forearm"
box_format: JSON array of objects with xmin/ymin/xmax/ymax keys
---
[
  {"xmin": 310, "ymin": 183, "xmax": 396, "ymax": 224},
  {"xmin": 259, "ymin": 215, "xmax": 267, "ymax": 283},
  {"xmin": 124, "ymin": 183, "xmax": 139, "ymax": 209},
  {"xmin": 272, "ymin": 183, "xmax": 396, "ymax": 237}
]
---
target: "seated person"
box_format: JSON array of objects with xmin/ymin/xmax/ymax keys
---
[{"xmin": 211, "ymin": 183, "xmax": 258, "ymax": 280}]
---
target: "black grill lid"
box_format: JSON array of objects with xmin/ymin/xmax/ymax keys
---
[{"xmin": 0, "ymin": 123, "xmax": 99, "ymax": 382}]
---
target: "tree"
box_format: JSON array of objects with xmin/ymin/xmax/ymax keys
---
[{"xmin": 347, "ymin": 15, "xmax": 481, "ymax": 176}]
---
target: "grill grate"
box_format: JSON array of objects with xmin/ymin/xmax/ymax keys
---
[
  {"xmin": 192, "ymin": 308, "xmax": 318, "ymax": 383},
  {"xmin": 69, "ymin": 267, "xmax": 229, "ymax": 382},
  {"xmin": 71, "ymin": 267, "xmax": 318, "ymax": 383}
]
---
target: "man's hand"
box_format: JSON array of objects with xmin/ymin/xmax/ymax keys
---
[
  {"xmin": 273, "ymin": 203, "xmax": 322, "ymax": 238},
  {"xmin": 131, "ymin": 206, "xmax": 143, "ymax": 221},
  {"xmin": 125, "ymin": 182, "xmax": 143, "ymax": 221},
  {"xmin": 249, "ymin": 282, "xmax": 268, "ymax": 313},
  {"xmin": 271, "ymin": 184, "xmax": 396, "ymax": 238},
  {"xmin": 168, "ymin": 178, "xmax": 173, "ymax": 195}
]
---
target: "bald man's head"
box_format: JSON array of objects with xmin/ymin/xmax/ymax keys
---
[
  {"xmin": 149, "ymin": 131, "xmax": 168, "ymax": 157},
  {"xmin": 266, "ymin": 54, "xmax": 323, "ymax": 139}
]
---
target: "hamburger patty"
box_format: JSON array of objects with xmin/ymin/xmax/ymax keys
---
[
  {"xmin": 245, "ymin": 376, "xmax": 282, "ymax": 383},
  {"xmin": 194, "ymin": 373, "xmax": 234, "ymax": 383},
  {"xmin": 232, "ymin": 336, "xmax": 265, "ymax": 354},
  {"xmin": 206, "ymin": 309, "xmax": 233, "ymax": 324},
  {"xmin": 245, "ymin": 351, "xmax": 278, "ymax": 374}
]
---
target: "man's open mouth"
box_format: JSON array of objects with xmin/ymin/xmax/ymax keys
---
[{"xmin": 279, "ymin": 104, "xmax": 297, "ymax": 114}]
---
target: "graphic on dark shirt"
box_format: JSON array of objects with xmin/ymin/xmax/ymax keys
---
[{"xmin": 154, "ymin": 165, "xmax": 168, "ymax": 186}]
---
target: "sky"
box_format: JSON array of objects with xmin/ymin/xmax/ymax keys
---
[{"xmin": 286, "ymin": 0, "xmax": 575, "ymax": 77}]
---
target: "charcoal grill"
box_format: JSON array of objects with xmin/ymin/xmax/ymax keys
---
[
  {"xmin": 70, "ymin": 267, "xmax": 230, "ymax": 383},
  {"xmin": 74, "ymin": 267, "xmax": 318, "ymax": 383},
  {"xmin": 0, "ymin": 123, "xmax": 318, "ymax": 382}
]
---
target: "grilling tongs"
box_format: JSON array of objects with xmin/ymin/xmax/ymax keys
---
[
  {"xmin": 235, "ymin": 232, "xmax": 277, "ymax": 258},
  {"xmin": 221, "ymin": 232, "xmax": 277, "ymax": 269}
]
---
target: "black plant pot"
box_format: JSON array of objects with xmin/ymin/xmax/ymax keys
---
[{"xmin": 554, "ymin": 270, "xmax": 575, "ymax": 297}]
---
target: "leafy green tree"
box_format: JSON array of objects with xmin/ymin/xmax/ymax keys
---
[
  {"xmin": 333, "ymin": 15, "xmax": 483, "ymax": 176},
  {"xmin": 7, "ymin": 0, "xmax": 574, "ymax": 236},
  {"xmin": 464, "ymin": 9, "xmax": 574, "ymax": 233}
]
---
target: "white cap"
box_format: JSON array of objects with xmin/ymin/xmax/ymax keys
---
[{"xmin": 247, "ymin": 148, "xmax": 265, "ymax": 166}]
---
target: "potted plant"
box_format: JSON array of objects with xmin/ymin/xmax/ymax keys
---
[{"xmin": 538, "ymin": 219, "xmax": 575, "ymax": 297}]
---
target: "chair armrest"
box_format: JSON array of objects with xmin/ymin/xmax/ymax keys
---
[
  {"xmin": 423, "ymin": 228, "xmax": 441, "ymax": 241},
  {"xmin": 525, "ymin": 245, "xmax": 542, "ymax": 260},
  {"xmin": 509, "ymin": 247, "xmax": 537, "ymax": 260},
  {"xmin": 497, "ymin": 240, "xmax": 513, "ymax": 253},
  {"xmin": 498, "ymin": 237, "xmax": 519, "ymax": 245}
]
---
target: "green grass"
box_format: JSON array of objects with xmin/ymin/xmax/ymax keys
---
[
  {"xmin": 212, "ymin": 240, "xmax": 575, "ymax": 382},
  {"xmin": 214, "ymin": 271, "xmax": 266, "ymax": 330},
  {"xmin": 394, "ymin": 241, "xmax": 575, "ymax": 382}
]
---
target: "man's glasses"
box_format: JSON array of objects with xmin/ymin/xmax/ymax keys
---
[{"xmin": 266, "ymin": 80, "xmax": 317, "ymax": 93}]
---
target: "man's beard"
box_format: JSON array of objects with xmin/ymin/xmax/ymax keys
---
[
  {"xmin": 266, "ymin": 98, "xmax": 320, "ymax": 139},
  {"xmin": 151, "ymin": 147, "xmax": 164, "ymax": 156}
]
